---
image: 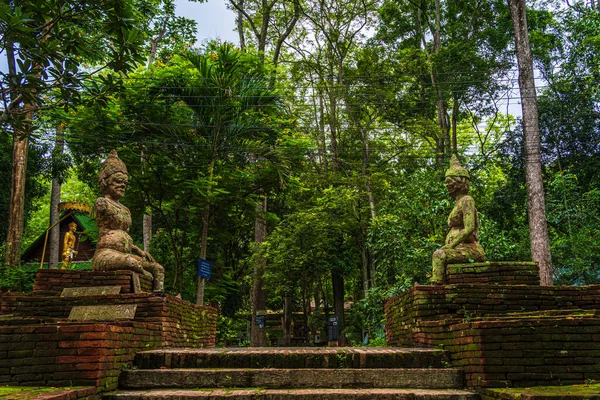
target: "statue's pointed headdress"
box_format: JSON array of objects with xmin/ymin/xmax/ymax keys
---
[
  {"xmin": 98, "ymin": 150, "xmax": 127, "ymax": 186},
  {"xmin": 445, "ymin": 154, "xmax": 470, "ymax": 179}
]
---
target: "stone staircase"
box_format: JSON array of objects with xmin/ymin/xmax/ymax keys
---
[{"xmin": 105, "ymin": 347, "xmax": 479, "ymax": 399}]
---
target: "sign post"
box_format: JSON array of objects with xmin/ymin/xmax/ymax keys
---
[
  {"xmin": 197, "ymin": 259, "xmax": 212, "ymax": 306},
  {"xmin": 327, "ymin": 315, "xmax": 339, "ymax": 347},
  {"xmin": 197, "ymin": 258, "xmax": 212, "ymax": 279},
  {"xmin": 254, "ymin": 310, "xmax": 267, "ymax": 329}
]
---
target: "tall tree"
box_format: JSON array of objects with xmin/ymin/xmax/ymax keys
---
[
  {"xmin": 48, "ymin": 126, "xmax": 65, "ymax": 268},
  {"xmin": 158, "ymin": 43, "xmax": 283, "ymax": 305},
  {"xmin": 227, "ymin": 0, "xmax": 302, "ymax": 345},
  {"xmin": 228, "ymin": 0, "xmax": 301, "ymax": 69},
  {"xmin": 376, "ymin": 0, "xmax": 512, "ymax": 165},
  {"xmin": 507, "ymin": 0, "xmax": 553, "ymax": 285}
]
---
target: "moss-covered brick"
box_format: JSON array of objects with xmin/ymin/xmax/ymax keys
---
[{"xmin": 385, "ymin": 278, "xmax": 600, "ymax": 388}]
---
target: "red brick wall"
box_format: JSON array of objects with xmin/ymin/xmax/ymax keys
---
[
  {"xmin": 0, "ymin": 321, "xmax": 161, "ymax": 391},
  {"xmin": 0, "ymin": 270, "xmax": 217, "ymax": 394},
  {"xmin": 385, "ymin": 284, "xmax": 600, "ymax": 387},
  {"xmin": 385, "ymin": 285, "xmax": 600, "ymax": 347},
  {"xmin": 433, "ymin": 315, "xmax": 600, "ymax": 388},
  {"xmin": 0, "ymin": 292, "xmax": 216, "ymax": 348}
]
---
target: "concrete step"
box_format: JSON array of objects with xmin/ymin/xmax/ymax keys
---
[
  {"xmin": 120, "ymin": 368, "xmax": 463, "ymax": 390},
  {"xmin": 134, "ymin": 347, "xmax": 449, "ymax": 370},
  {"xmin": 105, "ymin": 388, "xmax": 479, "ymax": 399}
]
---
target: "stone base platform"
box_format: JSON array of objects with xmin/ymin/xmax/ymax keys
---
[
  {"xmin": 385, "ymin": 282, "xmax": 600, "ymax": 388},
  {"xmin": 1, "ymin": 292, "xmax": 216, "ymax": 347},
  {"xmin": 0, "ymin": 269, "xmax": 217, "ymax": 393},
  {"xmin": 447, "ymin": 262, "xmax": 539, "ymax": 285},
  {"xmin": 34, "ymin": 269, "xmax": 153, "ymax": 295}
]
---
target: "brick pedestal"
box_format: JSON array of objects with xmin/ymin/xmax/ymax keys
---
[
  {"xmin": 447, "ymin": 262, "xmax": 539, "ymax": 285},
  {"xmin": 385, "ymin": 262, "xmax": 600, "ymax": 388},
  {"xmin": 0, "ymin": 270, "xmax": 217, "ymax": 394},
  {"xmin": 34, "ymin": 269, "xmax": 153, "ymax": 294}
]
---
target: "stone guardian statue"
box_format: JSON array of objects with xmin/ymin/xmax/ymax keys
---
[
  {"xmin": 92, "ymin": 150, "xmax": 164, "ymax": 291},
  {"xmin": 431, "ymin": 155, "xmax": 485, "ymax": 284}
]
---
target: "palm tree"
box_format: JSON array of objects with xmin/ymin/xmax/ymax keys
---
[{"xmin": 163, "ymin": 42, "xmax": 281, "ymax": 305}]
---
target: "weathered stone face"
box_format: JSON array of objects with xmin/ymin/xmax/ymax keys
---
[{"xmin": 106, "ymin": 172, "xmax": 128, "ymax": 200}]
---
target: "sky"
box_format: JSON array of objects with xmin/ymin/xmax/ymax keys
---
[
  {"xmin": 0, "ymin": 0, "xmax": 237, "ymax": 73},
  {"xmin": 176, "ymin": 0, "xmax": 239, "ymax": 45}
]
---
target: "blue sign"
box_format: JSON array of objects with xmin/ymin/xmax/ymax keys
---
[
  {"xmin": 254, "ymin": 315, "xmax": 266, "ymax": 329},
  {"xmin": 197, "ymin": 258, "xmax": 212, "ymax": 279}
]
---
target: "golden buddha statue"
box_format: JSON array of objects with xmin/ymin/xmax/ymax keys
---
[{"xmin": 61, "ymin": 221, "xmax": 78, "ymax": 269}]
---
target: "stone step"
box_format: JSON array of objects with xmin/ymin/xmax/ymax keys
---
[
  {"xmin": 121, "ymin": 368, "xmax": 463, "ymax": 390},
  {"xmin": 105, "ymin": 388, "xmax": 479, "ymax": 399},
  {"xmin": 134, "ymin": 347, "xmax": 449, "ymax": 370}
]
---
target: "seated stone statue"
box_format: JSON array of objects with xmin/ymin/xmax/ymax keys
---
[
  {"xmin": 92, "ymin": 150, "xmax": 164, "ymax": 291},
  {"xmin": 431, "ymin": 155, "xmax": 485, "ymax": 284}
]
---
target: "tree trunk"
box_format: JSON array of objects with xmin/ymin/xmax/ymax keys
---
[
  {"xmin": 361, "ymin": 224, "xmax": 369, "ymax": 297},
  {"xmin": 452, "ymin": 93, "xmax": 459, "ymax": 153},
  {"xmin": 250, "ymin": 196, "xmax": 268, "ymax": 347},
  {"xmin": 301, "ymin": 280, "xmax": 310, "ymax": 342},
  {"xmin": 508, "ymin": 0, "xmax": 553, "ymax": 285},
  {"xmin": 331, "ymin": 269, "xmax": 345, "ymax": 344},
  {"xmin": 327, "ymin": 88, "xmax": 340, "ymax": 172},
  {"xmin": 49, "ymin": 176, "xmax": 61, "ymax": 268},
  {"xmin": 4, "ymin": 107, "xmax": 33, "ymax": 268},
  {"xmin": 197, "ymin": 202, "xmax": 210, "ymax": 305},
  {"xmin": 283, "ymin": 294, "xmax": 292, "ymax": 345},
  {"xmin": 143, "ymin": 213, "xmax": 152, "ymax": 252},
  {"xmin": 236, "ymin": 1, "xmax": 246, "ymax": 51},
  {"xmin": 197, "ymin": 157, "xmax": 216, "ymax": 305},
  {"xmin": 148, "ymin": 15, "xmax": 169, "ymax": 66},
  {"xmin": 49, "ymin": 127, "xmax": 64, "ymax": 269}
]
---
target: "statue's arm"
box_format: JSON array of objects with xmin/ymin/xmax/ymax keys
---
[
  {"xmin": 131, "ymin": 243, "xmax": 155, "ymax": 262},
  {"xmin": 94, "ymin": 197, "xmax": 110, "ymax": 219},
  {"xmin": 446, "ymin": 197, "xmax": 476, "ymax": 249}
]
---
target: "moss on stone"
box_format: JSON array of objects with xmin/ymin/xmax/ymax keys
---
[
  {"xmin": 484, "ymin": 383, "xmax": 600, "ymax": 397},
  {"xmin": 0, "ymin": 386, "xmax": 89, "ymax": 399}
]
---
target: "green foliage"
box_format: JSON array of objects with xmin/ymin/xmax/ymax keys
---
[
  {"xmin": 216, "ymin": 311, "xmax": 250, "ymax": 347},
  {"xmin": 20, "ymin": 171, "xmax": 97, "ymax": 250},
  {"xmin": 0, "ymin": 0, "xmax": 149, "ymax": 123},
  {"xmin": 369, "ymin": 169, "xmax": 449, "ymax": 286},
  {"xmin": 547, "ymin": 173, "xmax": 600, "ymax": 285},
  {"xmin": 345, "ymin": 285, "xmax": 401, "ymax": 346},
  {"xmin": 0, "ymin": 263, "xmax": 38, "ymax": 293},
  {"xmin": 0, "ymin": 137, "xmax": 48, "ymax": 248},
  {"xmin": 6, "ymin": 0, "xmax": 600, "ymax": 344},
  {"xmin": 66, "ymin": 41, "xmax": 304, "ymax": 311},
  {"xmin": 0, "ymin": 262, "xmax": 92, "ymax": 293},
  {"xmin": 265, "ymin": 185, "xmax": 362, "ymax": 299}
]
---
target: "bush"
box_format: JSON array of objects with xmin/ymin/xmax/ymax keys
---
[
  {"xmin": 346, "ymin": 285, "xmax": 407, "ymax": 346},
  {"xmin": 0, "ymin": 262, "xmax": 92, "ymax": 293},
  {"xmin": 216, "ymin": 311, "xmax": 250, "ymax": 347},
  {"xmin": 0, "ymin": 264, "xmax": 39, "ymax": 292}
]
